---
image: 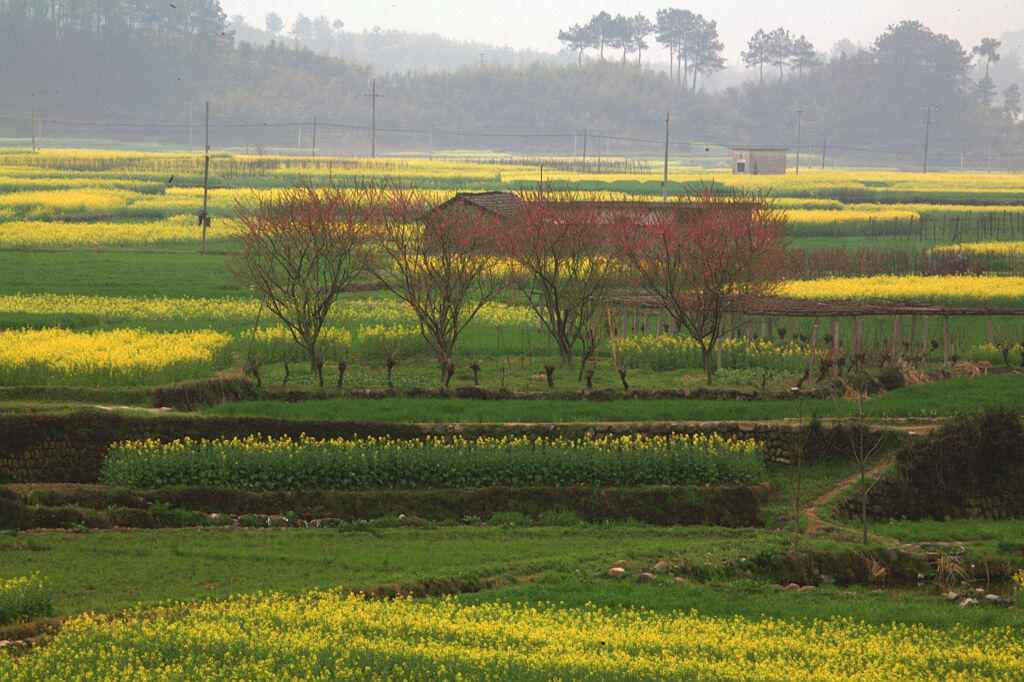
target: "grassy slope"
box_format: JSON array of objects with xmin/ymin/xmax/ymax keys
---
[
  {"xmin": 204, "ymin": 373, "xmax": 1024, "ymax": 422},
  {"xmin": 1, "ymin": 524, "xmax": 1020, "ymax": 630},
  {"xmin": 0, "ymin": 525, "xmax": 780, "ymax": 616}
]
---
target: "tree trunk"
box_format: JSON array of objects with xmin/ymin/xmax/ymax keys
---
[
  {"xmin": 860, "ymin": 461, "xmax": 868, "ymax": 545},
  {"xmin": 702, "ymin": 346, "xmax": 714, "ymax": 385}
]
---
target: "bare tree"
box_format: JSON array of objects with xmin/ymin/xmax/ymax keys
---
[
  {"xmin": 229, "ymin": 180, "xmax": 370, "ymax": 387},
  {"xmin": 500, "ymin": 189, "xmax": 626, "ymax": 379},
  {"xmin": 367, "ymin": 188, "xmax": 503, "ymax": 387},
  {"xmin": 844, "ymin": 400, "xmax": 888, "ymax": 545},
  {"xmin": 615, "ymin": 185, "xmax": 788, "ymax": 384}
]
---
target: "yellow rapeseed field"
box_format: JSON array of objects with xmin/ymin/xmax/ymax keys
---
[
  {"xmin": 0, "ymin": 214, "xmax": 234, "ymax": 247},
  {"xmin": 781, "ymin": 275, "xmax": 1024, "ymax": 305},
  {"xmin": 0, "ymin": 328, "xmax": 232, "ymax": 386},
  {"xmin": 1, "ymin": 591, "xmax": 1020, "ymax": 680}
]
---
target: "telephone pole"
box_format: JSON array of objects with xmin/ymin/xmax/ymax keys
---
[
  {"xmin": 923, "ymin": 106, "xmax": 934, "ymax": 174},
  {"xmin": 662, "ymin": 113, "xmax": 669, "ymax": 202},
  {"xmin": 200, "ymin": 102, "xmax": 210, "ymax": 255},
  {"xmin": 366, "ymin": 79, "xmax": 382, "ymax": 158},
  {"xmin": 312, "ymin": 115, "xmax": 317, "ymax": 158},
  {"xmin": 795, "ymin": 109, "xmax": 802, "ymax": 174},
  {"xmin": 30, "ymin": 92, "xmax": 36, "ymax": 152}
]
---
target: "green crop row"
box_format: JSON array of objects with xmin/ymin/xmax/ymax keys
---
[{"xmin": 99, "ymin": 433, "xmax": 766, "ymax": 491}]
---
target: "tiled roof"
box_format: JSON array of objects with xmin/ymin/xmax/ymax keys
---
[{"xmin": 439, "ymin": 191, "xmax": 526, "ymax": 217}]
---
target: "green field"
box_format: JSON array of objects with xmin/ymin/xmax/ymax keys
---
[{"xmin": 1, "ymin": 150, "xmax": 1023, "ymax": 679}]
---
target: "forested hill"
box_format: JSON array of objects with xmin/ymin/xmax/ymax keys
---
[{"xmin": 0, "ymin": 1, "xmax": 1020, "ymax": 169}]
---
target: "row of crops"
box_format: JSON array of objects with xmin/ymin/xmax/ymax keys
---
[
  {"xmin": 99, "ymin": 433, "xmax": 766, "ymax": 490},
  {"xmin": 2, "ymin": 590, "xmax": 1021, "ymax": 680},
  {"xmin": 0, "ymin": 290, "xmax": 1021, "ymax": 387}
]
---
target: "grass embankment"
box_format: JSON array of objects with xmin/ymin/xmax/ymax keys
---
[
  {"xmin": 205, "ymin": 373, "xmax": 1023, "ymax": 422},
  {"xmin": 2, "ymin": 523, "xmax": 1020, "ymax": 630}
]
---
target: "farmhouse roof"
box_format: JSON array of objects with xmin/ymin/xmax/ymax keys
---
[
  {"xmin": 435, "ymin": 191, "xmax": 526, "ymax": 218},
  {"xmin": 429, "ymin": 192, "xmax": 753, "ymax": 227}
]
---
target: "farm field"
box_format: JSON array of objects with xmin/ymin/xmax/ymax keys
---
[{"xmin": 1, "ymin": 149, "xmax": 1023, "ymax": 679}]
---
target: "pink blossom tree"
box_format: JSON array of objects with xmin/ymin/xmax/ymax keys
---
[{"xmin": 616, "ymin": 185, "xmax": 788, "ymax": 384}]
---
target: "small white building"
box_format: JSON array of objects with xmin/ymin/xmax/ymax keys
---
[{"xmin": 731, "ymin": 148, "xmax": 787, "ymax": 175}]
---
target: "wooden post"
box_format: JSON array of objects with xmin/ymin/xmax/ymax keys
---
[
  {"xmin": 763, "ymin": 316, "xmax": 771, "ymax": 341},
  {"xmin": 987, "ymin": 314, "xmax": 994, "ymax": 345},
  {"xmin": 656, "ymin": 309, "xmax": 663, "ymax": 335},
  {"xmin": 716, "ymin": 336, "xmax": 723, "ymax": 371},
  {"xmin": 921, "ymin": 315, "xmax": 929, "ymax": 357},
  {"xmin": 909, "ymin": 314, "xmax": 917, "ymax": 347},
  {"xmin": 943, "ymin": 315, "xmax": 950, "ymax": 363},
  {"xmin": 891, "ymin": 316, "xmax": 901, "ymax": 360},
  {"xmin": 806, "ymin": 318, "xmax": 819, "ymax": 380},
  {"xmin": 832, "ymin": 317, "xmax": 841, "ymax": 355},
  {"xmin": 621, "ymin": 309, "xmax": 629, "ymax": 338},
  {"xmin": 632, "ymin": 307, "xmax": 639, "ymax": 336}
]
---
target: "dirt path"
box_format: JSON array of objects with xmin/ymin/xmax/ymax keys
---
[
  {"xmin": 802, "ymin": 456, "xmax": 896, "ymax": 541},
  {"xmin": 93, "ymin": 404, "xmax": 172, "ymax": 414}
]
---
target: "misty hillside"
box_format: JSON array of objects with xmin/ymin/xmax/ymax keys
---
[
  {"xmin": 0, "ymin": 2, "xmax": 1020, "ymax": 170},
  {"xmin": 227, "ymin": 14, "xmax": 571, "ymax": 74}
]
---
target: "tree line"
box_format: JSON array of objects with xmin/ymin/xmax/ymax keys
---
[
  {"xmin": 0, "ymin": 2, "xmax": 1019, "ymax": 166},
  {"xmin": 232, "ymin": 182, "xmax": 786, "ymax": 387},
  {"xmin": 558, "ymin": 9, "xmax": 725, "ymax": 92}
]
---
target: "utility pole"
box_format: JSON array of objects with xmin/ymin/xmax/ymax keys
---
[
  {"xmin": 30, "ymin": 92, "xmax": 36, "ymax": 152},
  {"xmin": 795, "ymin": 109, "xmax": 802, "ymax": 175},
  {"xmin": 312, "ymin": 115, "xmax": 317, "ymax": 158},
  {"xmin": 923, "ymin": 106, "xmax": 934, "ymax": 174},
  {"xmin": 582, "ymin": 128, "xmax": 587, "ymax": 168},
  {"xmin": 188, "ymin": 102, "xmax": 193, "ymax": 153},
  {"xmin": 821, "ymin": 139, "xmax": 826, "ymax": 169},
  {"xmin": 662, "ymin": 113, "xmax": 669, "ymax": 202},
  {"xmin": 366, "ymin": 79, "xmax": 381, "ymax": 158},
  {"xmin": 200, "ymin": 101, "xmax": 210, "ymax": 255}
]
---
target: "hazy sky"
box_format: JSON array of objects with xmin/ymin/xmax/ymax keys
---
[{"xmin": 219, "ymin": 0, "xmax": 1023, "ymax": 64}]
